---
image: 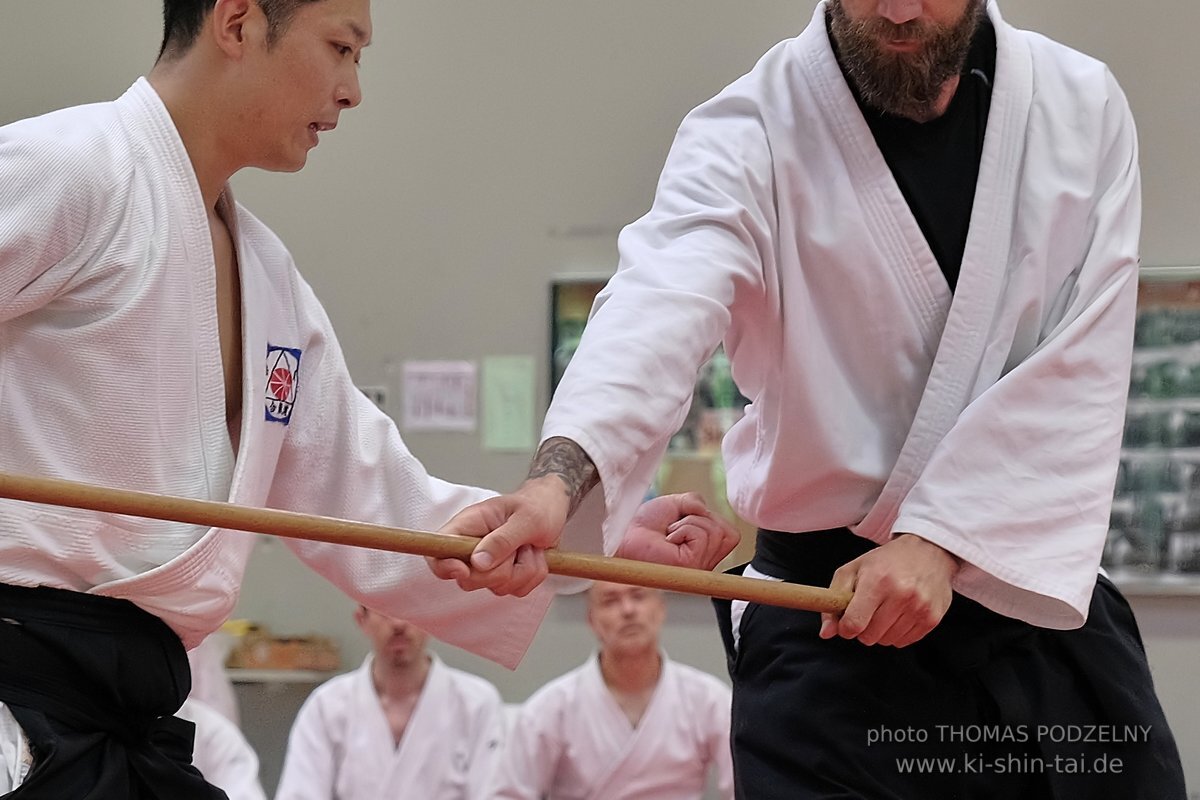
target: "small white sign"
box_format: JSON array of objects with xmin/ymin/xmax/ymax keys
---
[{"xmin": 401, "ymin": 361, "xmax": 477, "ymax": 432}]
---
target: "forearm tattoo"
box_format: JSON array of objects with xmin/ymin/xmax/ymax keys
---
[{"xmin": 529, "ymin": 437, "xmax": 599, "ymax": 516}]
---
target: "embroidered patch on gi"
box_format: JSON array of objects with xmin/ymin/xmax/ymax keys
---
[{"xmin": 265, "ymin": 344, "xmax": 302, "ymax": 425}]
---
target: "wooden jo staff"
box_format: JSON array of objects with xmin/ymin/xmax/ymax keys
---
[{"xmin": 0, "ymin": 472, "xmax": 851, "ymax": 614}]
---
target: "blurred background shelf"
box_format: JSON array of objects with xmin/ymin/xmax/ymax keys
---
[
  {"xmin": 1109, "ymin": 570, "xmax": 1200, "ymax": 597},
  {"xmin": 226, "ymin": 668, "xmax": 337, "ymax": 685}
]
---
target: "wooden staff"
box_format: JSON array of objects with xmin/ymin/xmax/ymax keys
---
[{"xmin": 0, "ymin": 472, "xmax": 851, "ymax": 613}]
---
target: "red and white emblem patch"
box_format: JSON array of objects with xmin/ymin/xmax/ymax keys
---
[{"xmin": 265, "ymin": 344, "xmax": 302, "ymax": 424}]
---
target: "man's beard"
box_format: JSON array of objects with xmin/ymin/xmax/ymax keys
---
[{"xmin": 828, "ymin": 0, "xmax": 984, "ymax": 120}]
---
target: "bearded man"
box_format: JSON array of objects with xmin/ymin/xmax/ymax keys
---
[{"xmin": 432, "ymin": 1, "xmax": 1187, "ymax": 797}]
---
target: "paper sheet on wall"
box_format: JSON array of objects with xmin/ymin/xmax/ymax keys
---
[
  {"xmin": 482, "ymin": 356, "xmax": 536, "ymax": 451},
  {"xmin": 401, "ymin": 360, "xmax": 477, "ymax": 432}
]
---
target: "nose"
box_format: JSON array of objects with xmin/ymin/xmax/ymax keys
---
[
  {"xmin": 876, "ymin": 0, "xmax": 923, "ymax": 24},
  {"xmin": 337, "ymin": 67, "xmax": 363, "ymax": 110}
]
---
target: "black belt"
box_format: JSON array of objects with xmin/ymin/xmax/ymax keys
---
[
  {"xmin": 750, "ymin": 527, "xmax": 1037, "ymax": 671},
  {"xmin": 0, "ymin": 583, "xmax": 223, "ymax": 799},
  {"xmin": 753, "ymin": 527, "xmax": 874, "ymax": 585}
]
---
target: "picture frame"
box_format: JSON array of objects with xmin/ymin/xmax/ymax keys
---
[
  {"xmin": 549, "ymin": 275, "xmax": 608, "ymax": 397},
  {"xmin": 548, "ymin": 275, "xmax": 749, "ymax": 454},
  {"xmin": 1106, "ymin": 266, "xmax": 1200, "ymax": 592}
]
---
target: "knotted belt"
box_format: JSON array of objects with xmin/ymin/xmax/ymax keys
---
[{"xmin": 0, "ymin": 582, "xmax": 223, "ymax": 799}]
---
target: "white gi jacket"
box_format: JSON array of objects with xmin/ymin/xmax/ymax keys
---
[
  {"xmin": 178, "ymin": 698, "xmax": 267, "ymax": 800},
  {"xmin": 543, "ymin": 0, "xmax": 1140, "ymax": 629},
  {"xmin": 491, "ymin": 654, "xmax": 733, "ymax": 800},
  {"xmin": 0, "ymin": 78, "xmax": 558, "ymax": 667},
  {"xmin": 187, "ymin": 634, "xmax": 241, "ymax": 726},
  {"xmin": 275, "ymin": 654, "xmax": 504, "ymax": 800}
]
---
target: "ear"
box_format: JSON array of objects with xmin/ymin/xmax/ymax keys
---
[{"xmin": 209, "ymin": 0, "xmax": 262, "ymax": 59}]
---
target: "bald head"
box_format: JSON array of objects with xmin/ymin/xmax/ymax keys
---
[
  {"xmin": 354, "ymin": 606, "xmax": 430, "ymax": 669},
  {"xmin": 586, "ymin": 582, "xmax": 666, "ymax": 657}
]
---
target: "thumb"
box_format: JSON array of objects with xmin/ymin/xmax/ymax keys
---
[
  {"xmin": 820, "ymin": 562, "xmax": 857, "ymax": 639},
  {"xmin": 676, "ymin": 492, "xmax": 709, "ymax": 517},
  {"xmin": 438, "ymin": 497, "xmax": 509, "ymax": 537},
  {"xmin": 471, "ymin": 527, "xmax": 525, "ymax": 571}
]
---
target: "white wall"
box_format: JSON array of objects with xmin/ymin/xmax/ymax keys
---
[{"xmin": 3, "ymin": 0, "xmax": 1198, "ymax": 795}]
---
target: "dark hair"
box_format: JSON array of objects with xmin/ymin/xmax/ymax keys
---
[{"xmin": 158, "ymin": 0, "xmax": 323, "ymax": 60}]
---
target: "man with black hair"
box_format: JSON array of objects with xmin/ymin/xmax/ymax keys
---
[
  {"xmin": 0, "ymin": 1, "xmax": 737, "ymax": 796},
  {"xmin": 435, "ymin": 0, "xmax": 1188, "ymax": 797},
  {"xmin": 158, "ymin": 0, "xmax": 323, "ymax": 57}
]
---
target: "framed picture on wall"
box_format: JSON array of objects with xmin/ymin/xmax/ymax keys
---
[
  {"xmin": 1106, "ymin": 266, "xmax": 1200, "ymax": 591},
  {"xmin": 549, "ymin": 276, "xmax": 608, "ymax": 396},
  {"xmin": 549, "ymin": 275, "xmax": 749, "ymax": 454}
]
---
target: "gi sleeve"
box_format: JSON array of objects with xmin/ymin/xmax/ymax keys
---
[
  {"xmin": 182, "ymin": 699, "xmax": 267, "ymax": 800},
  {"xmin": 269, "ymin": 276, "xmax": 554, "ymax": 670},
  {"xmin": 489, "ymin": 691, "xmax": 565, "ymax": 799},
  {"xmin": 0, "ymin": 125, "xmax": 108, "ymax": 322},
  {"xmin": 274, "ymin": 689, "xmax": 339, "ymax": 800},
  {"xmin": 545, "ymin": 86, "xmax": 774, "ymax": 555},
  {"xmin": 465, "ymin": 687, "xmax": 507, "ymax": 796},
  {"xmin": 893, "ymin": 68, "xmax": 1142, "ymax": 628},
  {"xmin": 703, "ymin": 680, "xmax": 736, "ymax": 800}
]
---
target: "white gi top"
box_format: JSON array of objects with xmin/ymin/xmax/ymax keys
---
[
  {"xmin": 543, "ymin": 0, "xmax": 1140, "ymax": 629},
  {"xmin": 0, "ymin": 79, "xmax": 561, "ymax": 667},
  {"xmin": 178, "ymin": 698, "xmax": 267, "ymax": 800},
  {"xmin": 275, "ymin": 654, "xmax": 504, "ymax": 800},
  {"xmin": 491, "ymin": 653, "xmax": 733, "ymax": 800}
]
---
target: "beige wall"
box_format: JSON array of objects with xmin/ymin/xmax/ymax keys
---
[{"xmin": 3, "ymin": 0, "xmax": 1198, "ymax": 795}]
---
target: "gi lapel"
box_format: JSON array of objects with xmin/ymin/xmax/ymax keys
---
[
  {"xmin": 583, "ymin": 656, "xmax": 676, "ymax": 800},
  {"xmin": 384, "ymin": 656, "xmax": 453, "ymax": 793},
  {"xmin": 338, "ymin": 657, "xmax": 396, "ymax": 800},
  {"xmin": 852, "ymin": 2, "xmax": 1035, "ymax": 541},
  {"xmin": 797, "ymin": 3, "xmax": 952, "ymax": 353},
  {"xmin": 228, "ymin": 200, "xmax": 290, "ymax": 503}
]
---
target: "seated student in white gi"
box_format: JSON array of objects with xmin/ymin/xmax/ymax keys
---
[
  {"xmin": 0, "ymin": 0, "xmax": 740, "ymax": 796},
  {"xmin": 179, "ymin": 697, "xmax": 268, "ymax": 800},
  {"xmin": 276, "ymin": 607, "xmax": 504, "ymax": 800},
  {"xmin": 491, "ymin": 581, "xmax": 734, "ymax": 800},
  {"xmin": 188, "ymin": 632, "xmax": 242, "ymax": 727}
]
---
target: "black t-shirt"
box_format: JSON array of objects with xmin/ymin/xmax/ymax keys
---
[{"xmin": 833, "ymin": 18, "xmax": 997, "ymax": 292}]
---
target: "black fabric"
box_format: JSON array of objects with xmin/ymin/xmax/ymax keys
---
[
  {"xmin": 838, "ymin": 18, "xmax": 997, "ymax": 291},
  {"xmin": 713, "ymin": 530, "xmax": 1187, "ymax": 800},
  {"xmin": 0, "ymin": 583, "xmax": 226, "ymax": 800}
]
